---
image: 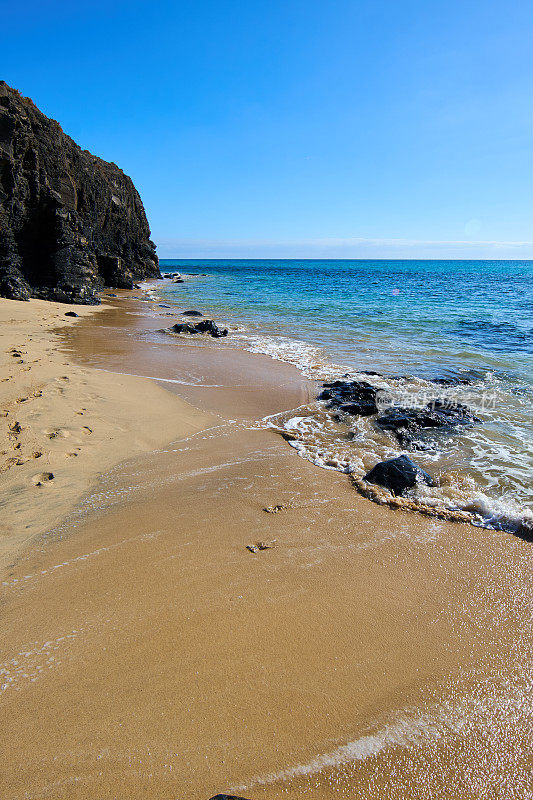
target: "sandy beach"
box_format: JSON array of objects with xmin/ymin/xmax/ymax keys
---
[
  {"xmin": 0, "ymin": 298, "xmax": 211, "ymax": 570},
  {"xmin": 1, "ymin": 297, "xmax": 532, "ymax": 800}
]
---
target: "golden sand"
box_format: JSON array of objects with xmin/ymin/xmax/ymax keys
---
[
  {"xmin": 0, "ymin": 298, "xmax": 211, "ymax": 569},
  {"xmin": 1, "ymin": 299, "xmax": 531, "ymax": 800}
]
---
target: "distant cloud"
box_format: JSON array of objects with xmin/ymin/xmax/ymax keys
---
[{"xmin": 155, "ymin": 236, "xmax": 533, "ymax": 259}]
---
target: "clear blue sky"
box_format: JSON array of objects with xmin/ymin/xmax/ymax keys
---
[{"xmin": 3, "ymin": 0, "xmax": 533, "ymax": 258}]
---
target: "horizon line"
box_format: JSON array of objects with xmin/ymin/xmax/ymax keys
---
[
  {"xmin": 154, "ymin": 236, "xmax": 533, "ymax": 260},
  {"xmin": 158, "ymin": 256, "xmax": 533, "ymax": 261}
]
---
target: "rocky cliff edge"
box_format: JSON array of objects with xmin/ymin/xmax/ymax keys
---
[{"xmin": 0, "ymin": 81, "xmax": 160, "ymax": 304}]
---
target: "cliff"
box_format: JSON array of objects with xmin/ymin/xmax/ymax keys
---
[{"xmin": 0, "ymin": 81, "xmax": 160, "ymax": 304}]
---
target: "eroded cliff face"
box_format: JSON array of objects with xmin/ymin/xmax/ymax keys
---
[{"xmin": 0, "ymin": 81, "xmax": 160, "ymax": 303}]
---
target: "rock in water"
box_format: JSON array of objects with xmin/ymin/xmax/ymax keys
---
[
  {"xmin": 364, "ymin": 455, "xmax": 434, "ymax": 496},
  {"xmin": 377, "ymin": 400, "xmax": 480, "ymax": 447},
  {"xmin": 0, "ymin": 81, "xmax": 160, "ymax": 304},
  {"xmin": 318, "ymin": 379, "xmax": 382, "ymax": 416},
  {"xmin": 169, "ymin": 319, "xmax": 228, "ymax": 338},
  {"xmin": 171, "ymin": 322, "xmax": 199, "ymax": 335},
  {"xmin": 194, "ymin": 319, "xmax": 228, "ymax": 337}
]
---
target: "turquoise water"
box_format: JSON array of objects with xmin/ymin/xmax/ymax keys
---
[
  {"xmin": 159, "ymin": 259, "xmax": 533, "ymax": 380},
  {"xmin": 153, "ymin": 259, "xmax": 533, "ymax": 533}
]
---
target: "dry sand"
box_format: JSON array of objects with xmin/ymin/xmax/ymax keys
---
[
  {"xmin": 1, "ymin": 299, "xmax": 532, "ymax": 800},
  {"xmin": 0, "ymin": 298, "xmax": 212, "ymax": 569}
]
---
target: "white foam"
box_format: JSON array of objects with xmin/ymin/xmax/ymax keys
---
[
  {"xmin": 233, "ymin": 333, "xmax": 339, "ymax": 379},
  {"xmin": 230, "ymin": 664, "xmax": 533, "ymax": 794}
]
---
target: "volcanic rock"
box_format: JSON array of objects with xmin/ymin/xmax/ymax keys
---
[
  {"xmin": 194, "ymin": 319, "xmax": 228, "ymax": 337},
  {"xmin": 364, "ymin": 455, "xmax": 434, "ymax": 496},
  {"xmin": 377, "ymin": 400, "xmax": 480, "ymax": 446},
  {"xmin": 171, "ymin": 322, "xmax": 198, "ymax": 335},
  {"xmin": 0, "ymin": 81, "xmax": 160, "ymax": 304},
  {"xmin": 318, "ymin": 380, "xmax": 383, "ymax": 416}
]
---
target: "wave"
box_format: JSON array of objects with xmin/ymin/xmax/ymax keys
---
[
  {"xmin": 233, "ymin": 332, "xmax": 340, "ymax": 380},
  {"xmin": 229, "ymin": 662, "xmax": 533, "ymax": 797},
  {"xmin": 261, "ymin": 377, "xmax": 533, "ymax": 538},
  {"xmin": 155, "ymin": 305, "xmax": 533, "ymax": 539}
]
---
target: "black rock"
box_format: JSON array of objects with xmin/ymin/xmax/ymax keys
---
[
  {"xmin": 182, "ymin": 309, "xmax": 203, "ymax": 317},
  {"xmin": 64, "ymin": 311, "xmax": 78, "ymax": 317},
  {"xmin": 377, "ymin": 400, "xmax": 480, "ymax": 446},
  {"xmin": 171, "ymin": 322, "xmax": 198, "ymax": 334},
  {"xmin": 209, "ymin": 796, "xmax": 252, "ymax": 800},
  {"xmin": 318, "ymin": 380, "xmax": 382, "ymax": 416},
  {"xmin": 0, "ymin": 81, "xmax": 160, "ymax": 305},
  {"xmin": 364, "ymin": 455, "xmax": 434, "ymax": 496},
  {"xmin": 376, "ymin": 401, "xmax": 481, "ymax": 449},
  {"xmin": 194, "ymin": 319, "xmax": 228, "ymax": 338}
]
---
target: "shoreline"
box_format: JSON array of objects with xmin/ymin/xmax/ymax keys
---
[
  {"xmin": 137, "ymin": 274, "xmax": 533, "ymax": 539},
  {"xmin": 1, "ymin": 293, "xmax": 532, "ymax": 799}
]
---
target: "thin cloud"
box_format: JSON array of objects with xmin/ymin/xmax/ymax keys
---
[{"xmin": 154, "ymin": 236, "xmax": 533, "ymax": 259}]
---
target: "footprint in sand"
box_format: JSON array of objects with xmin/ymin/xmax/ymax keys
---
[
  {"xmin": 82, "ymin": 426, "xmax": 92, "ymax": 435},
  {"xmin": 1, "ymin": 457, "xmax": 24, "ymax": 472},
  {"xmin": 32, "ymin": 472, "xmax": 54, "ymax": 486},
  {"xmin": 8, "ymin": 421, "xmax": 22, "ymax": 436},
  {"xmin": 45, "ymin": 428, "xmax": 70, "ymax": 440}
]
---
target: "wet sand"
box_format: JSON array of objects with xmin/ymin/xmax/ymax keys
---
[{"xmin": 1, "ymin": 299, "xmax": 532, "ymax": 799}]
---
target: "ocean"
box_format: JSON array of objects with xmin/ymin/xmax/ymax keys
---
[{"xmin": 153, "ymin": 259, "xmax": 533, "ymax": 536}]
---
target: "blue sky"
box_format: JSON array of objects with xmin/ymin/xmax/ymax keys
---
[{"xmin": 3, "ymin": 0, "xmax": 533, "ymax": 257}]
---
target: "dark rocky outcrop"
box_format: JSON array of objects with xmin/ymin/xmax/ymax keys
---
[
  {"xmin": 318, "ymin": 379, "xmax": 387, "ymax": 417},
  {"xmin": 377, "ymin": 400, "xmax": 480, "ymax": 447},
  {"xmin": 170, "ymin": 319, "xmax": 228, "ymax": 338},
  {"xmin": 171, "ymin": 322, "xmax": 198, "ymax": 335},
  {"xmin": 182, "ymin": 309, "xmax": 203, "ymax": 317},
  {"xmin": 195, "ymin": 319, "xmax": 228, "ymax": 337},
  {"xmin": 364, "ymin": 455, "xmax": 434, "ymax": 496},
  {"xmin": 0, "ymin": 81, "xmax": 160, "ymax": 304}
]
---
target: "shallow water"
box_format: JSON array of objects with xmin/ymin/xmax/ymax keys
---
[{"xmin": 153, "ymin": 260, "xmax": 533, "ymax": 534}]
